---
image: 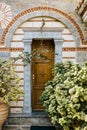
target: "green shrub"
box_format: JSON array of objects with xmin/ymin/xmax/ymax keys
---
[
  {"xmin": 0, "ymin": 58, "xmax": 24, "ymax": 104},
  {"xmin": 40, "ymin": 61, "xmax": 87, "ymax": 130}
]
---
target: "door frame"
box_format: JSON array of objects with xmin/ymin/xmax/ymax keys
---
[{"xmin": 23, "ymin": 29, "xmax": 63, "ymax": 114}]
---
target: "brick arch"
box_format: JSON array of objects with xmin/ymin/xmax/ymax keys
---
[{"xmin": 0, "ymin": 6, "xmax": 85, "ymax": 46}]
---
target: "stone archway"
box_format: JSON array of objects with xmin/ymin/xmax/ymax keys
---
[{"xmin": 1, "ymin": 6, "xmax": 84, "ymax": 47}]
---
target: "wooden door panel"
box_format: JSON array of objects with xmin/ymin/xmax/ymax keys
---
[
  {"xmin": 33, "ymin": 89, "xmax": 44, "ymax": 109},
  {"xmin": 34, "ymin": 63, "xmax": 51, "ymax": 85},
  {"xmin": 32, "ymin": 39, "xmax": 54, "ymax": 110}
]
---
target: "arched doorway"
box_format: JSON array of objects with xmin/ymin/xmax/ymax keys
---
[{"xmin": 1, "ymin": 6, "xmax": 84, "ymax": 114}]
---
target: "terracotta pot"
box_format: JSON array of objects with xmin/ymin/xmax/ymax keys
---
[{"xmin": 0, "ymin": 103, "xmax": 9, "ymax": 130}]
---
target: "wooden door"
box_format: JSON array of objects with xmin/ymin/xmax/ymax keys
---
[{"xmin": 32, "ymin": 39, "xmax": 54, "ymax": 111}]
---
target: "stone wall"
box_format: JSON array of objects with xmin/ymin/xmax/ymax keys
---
[
  {"xmin": 0, "ymin": 1, "xmax": 87, "ymax": 129},
  {"xmin": 0, "ymin": 0, "xmax": 87, "ymax": 115},
  {"xmin": 0, "ymin": 0, "xmax": 86, "ymax": 39}
]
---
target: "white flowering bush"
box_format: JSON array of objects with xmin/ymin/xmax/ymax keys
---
[
  {"xmin": 40, "ymin": 61, "xmax": 87, "ymax": 130},
  {"xmin": 0, "ymin": 58, "xmax": 24, "ymax": 104}
]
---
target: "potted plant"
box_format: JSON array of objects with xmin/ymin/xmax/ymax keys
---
[
  {"xmin": 40, "ymin": 61, "xmax": 87, "ymax": 130},
  {"xmin": 0, "ymin": 49, "xmax": 47, "ymax": 130},
  {"xmin": 0, "ymin": 58, "xmax": 24, "ymax": 130}
]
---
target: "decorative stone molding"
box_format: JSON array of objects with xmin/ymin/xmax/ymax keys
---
[
  {"xmin": 76, "ymin": 0, "xmax": 87, "ymax": 22},
  {"xmin": 23, "ymin": 39, "xmax": 32, "ymax": 114},
  {"xmin": 22, "ymin": 28, "xmax": 63, "ymax": 113},
  {"xmin": 82, "ymin": 10, "xmax": 87, "ymax": 22},
  {"xmin": 0, "ymin": 6, "xmax": 85, "ymax": 46},
  {"xmin": 76, "ymin": 0, "xmax": 87, "ymax": 15},
  {"xmin": 0, "ymin": 48, "xmax": 23, "ymax": 51},
  {"xmin": 0, "ymin": 47, "xmax": 87, "ymax": 52},
  {"xmin": 0, "ymin": 52, "xmax": 10, "ymax": 60},
  {"xmin": 23, "ymin": 28, "xmax": 63, "ymax": 40},
  {"xmin": 10, "ymin": 48, "xmax": 24, "ymax": 52},
  {"xmin": 54, "ymin": 39, "xmax": 63, "ymax": 63},
  {"xmin": 62, "ymin": 47, "xmax": 87, "ymax": 51},
  {"xmin": 0, "ymin": 3, "xmax": 12, "ymax": 29}
]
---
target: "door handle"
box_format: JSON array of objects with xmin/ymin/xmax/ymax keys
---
[{"xmin": 33, "ymin": 74, "xmax": 35, "ymax": 81}]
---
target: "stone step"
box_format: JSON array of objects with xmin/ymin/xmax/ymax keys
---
[
  {"xmin": 3, "ymin": 125, "xmax": 31, "ymax": 130},
  {"xmin": 3, "ymin": 114, "xmax": 63, "ymax": 130},
  {"xmin": 30, "ymin": 126, "xmax": 56, "ymax": 130},
  {"xmin": 4, "ymin": 115, "xmax": 52, "ymax": 126},
  {"xmin": 3, "ymin": 125, "xmax": 63, "ymax": 130}
]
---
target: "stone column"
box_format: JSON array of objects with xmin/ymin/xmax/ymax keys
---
[
  {"xmin": 0, "ymin": 52, "xmax": 10, "ymax": 60},
  {"xmin": 23, "ymin": 39, "xmax": 32, "ymax": 114},
  {"xmin": 54, "ymin": 39, "xmax": 63, "ymax": 63}
]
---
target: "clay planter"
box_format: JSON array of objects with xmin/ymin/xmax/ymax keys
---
[{"xmin": 0, "ymin": 103, "xmax": 9, "ymax": 130}]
